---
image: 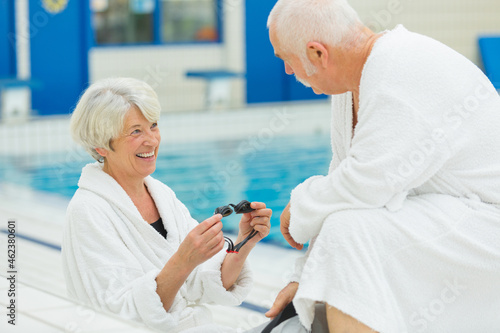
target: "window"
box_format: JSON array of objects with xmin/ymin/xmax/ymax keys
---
[
  {"xmin": 91, "ymin": 0, "xmax": 220, "ymax": 45},
  {"xmin": 92, "ymin": 0, "xmax": 155, "ymax": 44},
  {"xmin": 161, "ymin": 0, "xmax": 219, "ymax": 43}
]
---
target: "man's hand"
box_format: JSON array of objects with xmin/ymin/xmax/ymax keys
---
[
  {"xmin": 280, "ymin": 202, "xmax": 303, "ymax": 250},
  {"xmin": 265, "ymin": 282, "xmax": 299, "ymax": 318}
]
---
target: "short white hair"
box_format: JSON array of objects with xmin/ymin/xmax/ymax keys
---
[
  {"xmin": 70, "ymin": 77, "xmax": 161, "ymax": 162},
  {"xmin": 268, "ymin": 0, "xmax": 362, "ymax": 75}
]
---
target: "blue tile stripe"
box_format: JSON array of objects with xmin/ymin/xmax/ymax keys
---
[
  {"xmin": 0, "ymin": 228, "xmax": 268, "ymax": 314},
  {"xmin": 240, "ymin": 301, "xmax": 268, "ymax": 314},
  {"xmin": 1, "ymin": 228, "xmax": 61, "ymax": 251}
]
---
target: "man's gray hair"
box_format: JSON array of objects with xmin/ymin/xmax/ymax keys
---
[
  {"xmin": 268, "ymin": 0, "xmax": 363, "ymax": 75},
  {"xmin": 70, "ymin": 77, "xmax": 161, "ymax": 162}
]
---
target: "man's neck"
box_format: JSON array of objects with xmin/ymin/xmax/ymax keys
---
[
  {"xmin": 347, "ymin": 27, "xmax": 383, "ymax": 128},
  {"xmin": 348, "ymin": 28, "xmax": 382, "ymax": 96}
]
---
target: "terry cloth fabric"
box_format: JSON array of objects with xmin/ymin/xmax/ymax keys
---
[
  {"xmin": 289, "ymin": 25, "xmax": 500, "ymax": 332},
  {"xmin": 61, "ymin": 162, "xmax": 253, "ymax": 333}
]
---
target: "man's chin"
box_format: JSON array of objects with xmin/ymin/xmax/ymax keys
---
[
  {"xmin": 295, "ymin": 76, "xmax": 311, "ymax": 88},
  {"xmin": 295, "ymin": 76, "xmax": 324, "ymax": 95},
  {"xmin": 310, "ymin": 86, "xmax": 324, "ymax": 95}
]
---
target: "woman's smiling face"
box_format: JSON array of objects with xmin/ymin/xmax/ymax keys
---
[{"xmin": 101, "ymin": 106, "xmax": 161, "ymax": 182}]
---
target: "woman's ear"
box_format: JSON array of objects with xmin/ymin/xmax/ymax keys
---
[
  {"xmin": 306, "ymin": 41, "xmax": 329, "ymax": 69},
  {"xmin": 95, "ymin": 147, "xmax": 108, "ymax": 158}
]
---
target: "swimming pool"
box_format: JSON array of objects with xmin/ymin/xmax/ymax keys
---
[{"xmin": 0, "ymin": 133, "xmax": 331, "ymax": 247}]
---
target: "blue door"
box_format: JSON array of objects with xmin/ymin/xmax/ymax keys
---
[
  {"xmin": 29, "ymin": 0, "xmax": 90, "ymax": 115},
  {"xmin": 0, "ymin": 0, "xmax": 16, "ymax": 78},
  {"xmin": 245, "ymin": 0, "xmax": 327, "ymax": 104}
]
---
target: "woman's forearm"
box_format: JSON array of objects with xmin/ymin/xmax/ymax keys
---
[
  {"xmin": 155, "ymin": 252, "xmax": 194, "ymax": 312},
  {"xmin": 156, "ymin": 214, "xmax": 227, "ymax": 310},
  {"xmin": 220, "ymin": 237, "xmax": 253, "ymax": 290},
  {"xmin": 221, "ymin": 202, "xmax": 271, "ymax": 289}
]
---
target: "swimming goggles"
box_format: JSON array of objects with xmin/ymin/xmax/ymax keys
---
[{"xmin": 214, "ymin": 200, "xmax": 259, "ymax": 253}]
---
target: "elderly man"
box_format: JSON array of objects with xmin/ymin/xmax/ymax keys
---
[{"xmin": 265, "ymin": 0, "xmax": 500, "ymax": 332}]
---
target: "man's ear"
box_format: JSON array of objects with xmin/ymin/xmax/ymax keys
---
[
  {"xmin": 95, "ymin": 147, "xmax": 108, "ymax": 158},
  {"xmin": 306, "ymin": 41, "xmax": 329, "ymax": 69}
]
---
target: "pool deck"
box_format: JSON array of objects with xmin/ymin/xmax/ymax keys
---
[{"xmin": 0, "ymin": 103, "xmax": 330, "ymax": 332}]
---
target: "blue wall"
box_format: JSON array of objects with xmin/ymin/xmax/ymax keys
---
[
  {"xmin": 479, "ymin": 36, "xmax": 500, "ymax": 89},
  {"xmin": 29, "ymin": 0, "xmax": 90, "ymax": 115},
  {"xmin": 245, "ymin": 0, "xmax": 327, "ymax": 104},
  {"xmin": 0, "ymin": 0, "xmax": 16, "ymax": 78}
]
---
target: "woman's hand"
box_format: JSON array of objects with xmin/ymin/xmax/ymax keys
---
[
  {"xmin": 237, "ymin": 201, "xmax": 272, "ymax": 247},
  {"xmin": 220, "ymin": 202, "xmax": 271, "ymax": 290},
  {"xmin": 176, "ymin": 214, "xmax": 225, "ymax": 271}
]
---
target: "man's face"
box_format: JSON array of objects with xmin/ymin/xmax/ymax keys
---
[
  {"xmin": 269, "ymin": 26, "xmax": 353, "ymax": 96},
  {"xmin": 269, "ymin": 27, "xmax": 321, "ymax": 93}
]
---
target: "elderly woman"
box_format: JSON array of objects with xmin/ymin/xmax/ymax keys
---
[
  {"xmin": 61, "ymin": 77, "xmax": 271, "ymax": 332},
  {"xmin": 265, "ymin": 0, "xmax": 500, "ymax": 333}
]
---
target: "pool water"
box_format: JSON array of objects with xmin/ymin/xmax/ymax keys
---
[{"xmin": 0, "ymin": 133, "xmax": 331, "ymax": 247}]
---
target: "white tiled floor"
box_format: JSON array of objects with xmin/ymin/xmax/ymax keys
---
[
  {"xmin": 0, "ymin": 275, "xmax": 155, "ymax": 333},
  {"xmin": 0, "ymin": 183, "xmax": 305, "ymax": 332}
]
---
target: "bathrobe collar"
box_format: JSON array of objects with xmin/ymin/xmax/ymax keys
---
[
  {"xmin": 77, "ymin": 162, "xmax": 187, "ymax": 257},
  {"xmin": 329, "ymin": 91, "xmax": 354, "ymax": 173}
]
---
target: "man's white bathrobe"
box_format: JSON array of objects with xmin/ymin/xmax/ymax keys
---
[
  {"xmin": 61, "ymin": 162, "xmax": 252, "ymax": 333},
  {"xmin": 289, "ymin": 25, "xmax": 500, "ymax": 332}
]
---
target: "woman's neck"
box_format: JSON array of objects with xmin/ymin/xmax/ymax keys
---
[{"xmin": 102, "ymin": 162, "xmax": 147, "ymax": 198}]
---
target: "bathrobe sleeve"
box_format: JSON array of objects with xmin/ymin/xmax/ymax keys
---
[
  {"xmin": 64, "ymin": 198, "xmax": 188, "ymax": 330},
  {"xmin": 183, "ymin": 251, "xmax": 253, "ymax": 306},
  {"xmin": 169, "ymin": 192, "xmax": 253, "ymax": 306},
  {"xmin": 288, "ymin": 237, "xmax": 317, "ymax": 284},
  {"xmin": 289, "ymin": 92, "xmax": 453, "ymax": 244}
]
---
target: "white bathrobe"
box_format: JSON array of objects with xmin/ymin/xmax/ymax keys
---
[
  {"xmin": 61, "ymin": 162, "xmax": 252, "ymax": 333},
  {"xmin": 289, "ymin": 25, "xmax": 500, "ymax": 332}
]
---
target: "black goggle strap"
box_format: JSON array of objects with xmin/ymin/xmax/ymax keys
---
[
  {"xmin": 233, "ymin": 230, "xmax": 259, "ymax": 253},
  {"xmin": 224, "ymin": 236, "xmax": 235, "ymax": 252},
  {"xmin": 225, "ymin": 230, "xmax": 259, "ymax": 253}
]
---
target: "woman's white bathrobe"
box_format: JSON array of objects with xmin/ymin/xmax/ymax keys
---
[
  {"xmin": 61, "ymin": 162, "xmax": 252, "ymax": 333},
  {"xmin": 289, "ymin": 25, "xmax": 500, "ymax": 332}
]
